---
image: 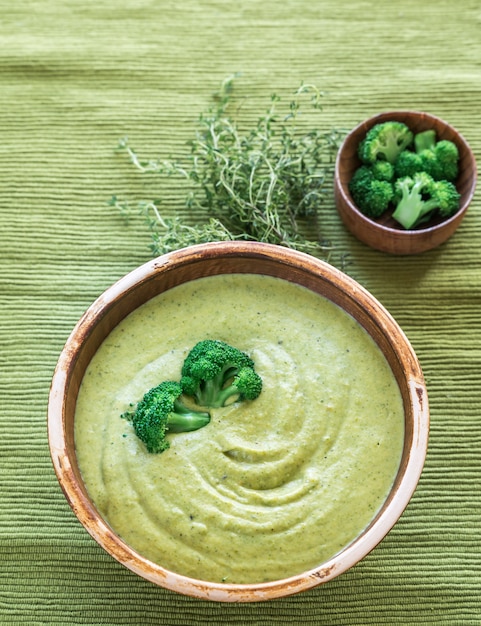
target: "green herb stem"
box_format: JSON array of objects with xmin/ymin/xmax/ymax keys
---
[{"xmin": 113, "ymin": 76, "xmax": 344, "ymax": 258}]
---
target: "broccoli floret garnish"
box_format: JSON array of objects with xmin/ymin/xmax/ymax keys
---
[
  {"xmin": 121, "ymin": 340, "xmax": 263, "ymax": 454},
  {"xmin": 181, "ymin": 339, "xmax": 263, "ymax": 408},
  {"xmin": 392, "ymin": 172, "xmax": 460, "ymax": 230},
  {"xmin": 348, "ymin": 165, "xmax": 394, "ymax": 218},
  {"xmin": 122, "ymin": 381, "xmax": 210, "ymax": 454},
  {"xmin": 358, "ymin": 121, "xmax": 414, "ymax": 165}
]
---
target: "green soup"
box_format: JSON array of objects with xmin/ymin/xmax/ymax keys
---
[{"xmin": 75, "ymin": 274, "xmax": 404, "ymax": 584}]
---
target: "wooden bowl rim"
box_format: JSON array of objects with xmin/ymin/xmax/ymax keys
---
[{"xmin": 47, "ymin": 241, "xmax": 429, "ymax": 602}]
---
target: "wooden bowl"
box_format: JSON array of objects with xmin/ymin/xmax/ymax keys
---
[
  {"xmin": 48, "ymin": 241, "xmax": 429, "ymax": 602},
  {"xmin": 335, "ymin": 111, "xmax": 477, "ymax": 254}
]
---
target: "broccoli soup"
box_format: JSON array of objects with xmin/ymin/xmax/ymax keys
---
[{"xmin": 75, "ymin": 274, "xmax": 404, "ymax": 584}]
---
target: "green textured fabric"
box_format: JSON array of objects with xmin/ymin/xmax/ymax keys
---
[{"xmin": 1, "ymin": 0, "xmax": 480, "ymax": 623}]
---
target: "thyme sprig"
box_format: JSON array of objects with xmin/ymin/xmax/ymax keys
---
[{"xmin": 112, "ymin": 76, "xmax": 344, "ymax": 257}]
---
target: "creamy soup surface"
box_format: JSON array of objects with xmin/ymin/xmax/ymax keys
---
[{"xmin": 75, "ymin": 274, "xmax": 404, "ymax": 584}]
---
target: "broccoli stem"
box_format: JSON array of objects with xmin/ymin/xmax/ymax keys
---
[
  {"xmin": 209, "ymin": 383, "xmax": 240, "ymax": 408},
  {"xmin": 391, "ymin": 177, "xmax": 439, "ymax": 229},
  {"xmin": 392, "ymin": 198, "xmax": 438, "ymax": 230},
  {"xmin": 195, "ymin": 364, "xmax": 239, "ymax": 406},
  {"xmin": 167, "ymin": 401, "xmax": 211, "ymax": 432},
  {"xmin": 197, "ymin": 377, "xmax": 224, "ymax": 407}
]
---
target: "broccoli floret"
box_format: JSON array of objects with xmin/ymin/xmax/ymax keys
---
[
  {"xmin": 423, "ymin": 140, "xmax": 459, "ymax": 181},
  {"xmin": 413, "ymin": 130, "xmax": 459, "ymax": 182},
  {"xmin": 394, "ymin": 150, "xmax": 424, "ymax": 179},
  {"xmin": 122, "ymin": 381, "xmax": 210, "ymax": 454},
  {"xmin": 413, "ymin": 129, "xmax": 437, "ymax": 153},
  {"xmin": 348, "ymin": 165, "xmax": 394, "ymax": 218},
  {"xmin": 392, "ymin": 172, "xmax": 460, "ymax": 230},
  {"xmin": 370, "ymin": 160, "xmax": 395, "ymax": 182},
  {"xmin": 358, "ymin": 121, "xmax": 414, "ymax": 165},
  {"xmin": 434, "ymin": 180, "xmax": 462, "ymax": 219},
  {"xmin": 180, "ymin": 339, "xmax": 263, "ymax": 408}
]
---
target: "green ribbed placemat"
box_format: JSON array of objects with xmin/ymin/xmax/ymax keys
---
[{"xmin": 1, "ymin": 1, "xmax": 480, "ymax": 624}]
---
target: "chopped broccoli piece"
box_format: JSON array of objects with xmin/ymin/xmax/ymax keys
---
[
  {"xmin": 370, "ymin": 160, "xmax": 395, "ymax": 182},
  {"xmin": 348, "ymin": 165, "xmax": 394, "ymax": 218},
  {"xmin": 394, "ymin": 150, "xmax": 424, "ymax": 179},
  {"xmin": 413, "ymin": 129, "xmax": 437, "ymax": 153},
  {"xmin": 392, "ymin": 172, "xmax": 460, "ymax": 229},
  {"xmin": 122, "ymin": 380, "xmax": 210, "ymax": 454},
  {"xmin": 181, "ymin": 339, "xmax": 262, "ymax": 408},
  {"xmin": 413, "ymin": 130, "xmax": 459, "ymax": 182},
  {"xmin": 434, "ymin": 180, "xmax": 462, "ymax": 219},
  {"xmin": 358, "ymin": 121, "xmax": 414, "ymax": 165},
  {"xmin": 422, "ymin": 139, "xmax": 459, "ymax": 181}
]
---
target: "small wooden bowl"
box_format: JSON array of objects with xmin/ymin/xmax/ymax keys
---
[
  {"xmin": 335, "ymin": 111, "xmax": 477, "ymax": 254},
  {"xmin": 48, "ymin": 241, "xmax": 429, "ymax": 602}
]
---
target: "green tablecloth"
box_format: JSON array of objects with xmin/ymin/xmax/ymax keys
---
[{"xmin": 2, "ymin": 1, "xmax": 480, "ymax": 623}]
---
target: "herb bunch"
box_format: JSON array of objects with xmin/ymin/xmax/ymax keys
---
[{"xmin": 112, "ymin": 76, "xmax": 344, "ymax": 257}]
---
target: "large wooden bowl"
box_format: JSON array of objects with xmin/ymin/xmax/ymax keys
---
[
  {"xmin": 48, "ymin": 241, "xmax": 429, "ymax": 602},
  {"xmin": 335, "ymin": 111, "xmax": 477, "ymax": 254}
]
